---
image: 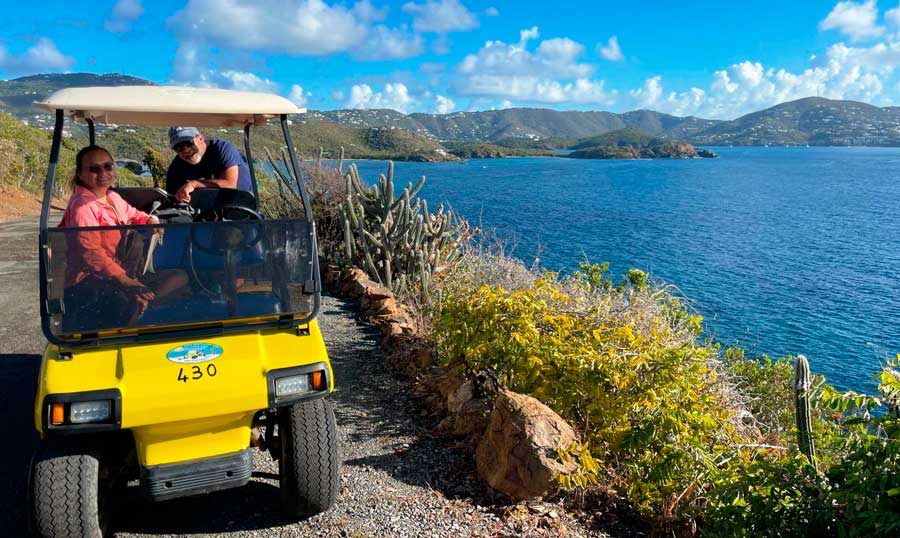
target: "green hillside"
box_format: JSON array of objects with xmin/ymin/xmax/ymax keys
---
[
  {"xmin": 0, "ymin": 112, "xmax": 78, "ymax": 192},
  {"xmin": 92, "ymin": 120, "xmax": 456, "ymax": 164},
  {"xmin": 0, "ymin": 73, "xmax": 154, "ymax": 119}
]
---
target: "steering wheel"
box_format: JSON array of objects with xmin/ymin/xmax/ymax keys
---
[
  {"xmin": 194, "ymin": 204, "xmax": 263, "ymax": 223},
  {"xmin": 191, "ymin": 205, "xmax": 264, "ymax": 254}
]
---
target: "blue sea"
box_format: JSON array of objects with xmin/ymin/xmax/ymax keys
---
[{"xmin": 346, "ymin": 148, "xmax": 900, "ymax": 394}]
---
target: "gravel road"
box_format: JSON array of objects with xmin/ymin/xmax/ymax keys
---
[{"xmin": 0, "ymin": 216, "xmax": 605, "ymax": 538}]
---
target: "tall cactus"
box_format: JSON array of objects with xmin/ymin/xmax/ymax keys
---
[
  {"xmin": 337, "ymin": 161, "xmax": 469, "ymax": 301},
  {"xmin": 794, "ymin": 355, "xmax": 818, "ymax": 470}
]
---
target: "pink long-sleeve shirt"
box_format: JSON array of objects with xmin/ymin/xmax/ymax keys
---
[{"xmin": 60, "ymin": 185, "xmax": 151, "ymax": 286}]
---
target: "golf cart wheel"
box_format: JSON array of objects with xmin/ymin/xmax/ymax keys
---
[
  {"xmin": 29, "ymin": 441, "xmax": 108, "ymax": 538},
  {"xmin": 279, "ymin": 398, "xmax": 339, "ymax": 518}
]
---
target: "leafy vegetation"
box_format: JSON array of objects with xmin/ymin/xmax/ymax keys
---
[
  {"xmin": 432, "ymin": 250, "xmax": 900, "ymax": 535},
  {"xmin": 0, "ymin": 112, "xmax": 78, "ymax": 192}
]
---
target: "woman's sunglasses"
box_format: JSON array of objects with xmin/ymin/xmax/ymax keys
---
[{"xmin": 87, "ymin": 162, "xmax": 116, "ymax": 174}]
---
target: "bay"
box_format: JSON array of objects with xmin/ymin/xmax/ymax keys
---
[{"xmin": 347, "ymin": 147, "xmax": 900, "ymax": 393}]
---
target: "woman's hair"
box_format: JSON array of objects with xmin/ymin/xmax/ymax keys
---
[{"xmin": 72, "ymin": 145, "xmax": 114, "ymax": 187}]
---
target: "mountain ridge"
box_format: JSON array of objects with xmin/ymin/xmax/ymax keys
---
[{"xmin": 5, "ymin": 73, "xmax": 900, "ymax": 147}]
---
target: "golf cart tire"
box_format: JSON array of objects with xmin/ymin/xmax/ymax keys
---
[
  {"xmin": 30, "ymin": 442, "xmax": 106, "ymax": 538},
  {"xmin": 279, "ymin": 398, "xmax": 339, "ymax": 518}
]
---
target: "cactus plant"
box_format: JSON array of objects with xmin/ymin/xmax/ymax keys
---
[
  {"xmin": 794, "ymin": 354, "xmax": 818, "ymax": 470},
  {"xmin": 337, "ymin": 161, "xmax": 470, "ymax": 301}
]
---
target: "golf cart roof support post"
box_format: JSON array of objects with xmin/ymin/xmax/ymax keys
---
[
  {"xmin": 40, "ymin": 109, "xmax": 64, "ymax": 233},
  {"xmin": 86, "ymin": 118, "xmax": 95, "ymax": 146},
  {"xmin": 279, "ymin": 114, "xmax": 313, "ymax": 222},
  {"xmin": 38, "ymin": 109, "xmax": 64, "ymax": 345},
  {"xmin": 243, "ymin": 124, "xmax": 259, "ymax": 201}
]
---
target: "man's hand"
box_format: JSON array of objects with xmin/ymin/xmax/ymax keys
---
[{"xmin": 175, "ymin": 180, "xmax": 202, "ymax": 203}]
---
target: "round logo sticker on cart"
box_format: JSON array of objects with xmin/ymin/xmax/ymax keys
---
[{"xmin": 166, "ymin": 343, "xmax": 223, "ymax": 364}]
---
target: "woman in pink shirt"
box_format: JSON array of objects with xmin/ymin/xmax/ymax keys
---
[{"xmin": 62, "ymin": 145, "xmax": 186, "ymax": 328}]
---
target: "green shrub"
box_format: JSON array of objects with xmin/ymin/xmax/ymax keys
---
[{"xmin": 435, "ymin": 269, "xmax": 737, "ymax": 520}]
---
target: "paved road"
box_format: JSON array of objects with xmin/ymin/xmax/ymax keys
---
[
  {"xmin": 0, "ymin": 216, "xmax": 45, "ymax": 535},
  {"xmin": 0, "ymin": 217, "xmax": 583, "ymax": 538}
]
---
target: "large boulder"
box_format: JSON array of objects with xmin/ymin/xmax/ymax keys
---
[{"xmin": 476, "ymin": 391, "xmax": 578, "ymax": 500}]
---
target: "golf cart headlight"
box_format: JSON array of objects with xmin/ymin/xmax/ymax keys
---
[
  {"xmin": 275, "ymin": 375, "xmax": 310, "ymax": 397},
  {"xmin": 69, "ymin": 400, "xmax": 112, "ymax": 424}
]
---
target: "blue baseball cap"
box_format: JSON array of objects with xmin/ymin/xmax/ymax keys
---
[{"xmin": 168, "ymin": 126, "xmax": 200, "ymax": 149}]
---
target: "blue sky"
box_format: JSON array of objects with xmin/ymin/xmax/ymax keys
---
[{"xmin": 3, "ymin": 0, "xmax": 900, "ymax": 119}]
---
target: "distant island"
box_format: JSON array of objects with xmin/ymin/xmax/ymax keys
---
[
  {"xmin": 566, "ymin": 128, "xmax": 716, "ymax": 160},
  {"xmin": 445, "ymin": 129, "xmax": 717, "ymax": 160}
]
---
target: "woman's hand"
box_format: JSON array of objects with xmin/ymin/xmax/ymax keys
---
[
  {"xmin": 114, "ymin": 273, "xmax": 156, "ymax": 302},
  {"xmin": 147, "ymin": 215, "xmax": 164, "ymax": 236},
  {"xmin": 115, "ymin": 273, "xmax": 155, "ymax": 322}
]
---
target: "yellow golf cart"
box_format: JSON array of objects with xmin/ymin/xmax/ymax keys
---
[{"xmin": 29, "ymin": 86, "xmax": 338, "ymax": 537}]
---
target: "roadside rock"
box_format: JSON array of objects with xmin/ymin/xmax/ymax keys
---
[
  {"xmin": 435, "ymin": 398, "xmax": 493, "ymax": 442},
  {"xmin": 340, "ymin": 267, "xmax": 370, "ymax": 297},
  {"xmin": 476, "ymin": 390, "xmax": 579, "ymax": 500}
]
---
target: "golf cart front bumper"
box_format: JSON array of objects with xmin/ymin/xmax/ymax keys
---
[{"xmin": 141, "ymin": 448, "xmax": 253, "ymax": 501}]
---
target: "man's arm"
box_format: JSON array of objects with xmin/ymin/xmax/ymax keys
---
[{"xmin": 175, "ymin": 166, "xmax": 239, "ymax": 202}]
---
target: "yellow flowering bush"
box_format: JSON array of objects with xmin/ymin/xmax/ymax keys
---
[{"xmin": 435, "ymin": 270, "xmax": 739, "ymax": 518}]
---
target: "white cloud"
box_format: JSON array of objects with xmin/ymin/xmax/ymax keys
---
[
  {"xmin": 0, "ymin": 38, "xmax": 75, "ymax": 75},
  {"xmin": 105, "ymin": 0, "xmax": 143, "ymax": 33},
  {"xmin": 459, "ymin": 30, "xmax": 593, "ymax": 79},
  {"xmin": 453, "ymin": 27, "xmax": 614, "ymax": 104},
  {"xmin": 352, "ymin": 0, "xmax": 388, "ymax": 22},
  {"xmin": 352, "ymin": 25, "xmax": 423, "ymax": 60},
  {"xmin": 346, "ymin": 83, "xmax": 415, "ymax": 112},
  {"xmin": 168, "ymin": 0, "xmax": 430, "ymax": 84},
  {"xmin": 519, "ymin": 26, "xmax": 539, "ymax": 43},
  {"xmin": 598, "ymin": 35, "xmax": 623, "ymax": 61},
  {"xmin": 169, "ymin": 0, "xmax": 368, "ymax": 56},
  {"xmin": 402, "ymin": 0, "xmax": 478, "ymax": 33},
  {"xmin": 219, "ymin": 70, "xmax": 280, "ymax": 92},
  {"xmin": 434, "ymin": 95, "xmax": 455, "ymax": 113},
  {"xmin": 499, "ymin": 100, "xmax": 513, "ymax": 109},
  {"xmin": 629, "ymin": 75, "xmax": 664, "ymax": 109},
  {"xmin": 625, "ymin": 39, "xmax": 900, "ymax": 119},
  {"xmin": 887, "ymin": 4, "xmax": 900, "ymax": 27},
  {"xmin": 288, "ymin": 84, "xmax": 309, "ymax": 107},
  {"xmin": 819, "ymin": 0, "xmax": 883, "ymax": 41},
  {"xmin": 485, "ymin": 7, "xmax": 499, "ymax": 16}
]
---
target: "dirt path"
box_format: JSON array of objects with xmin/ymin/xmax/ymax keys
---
[{"xmin": 0, "ymin": 217, "xmax": 601, "ymax": 537}]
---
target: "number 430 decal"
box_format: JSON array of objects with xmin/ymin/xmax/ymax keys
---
[{"xmin": 177, "ymin": 364, "xmax": 218, "ymax": 383}]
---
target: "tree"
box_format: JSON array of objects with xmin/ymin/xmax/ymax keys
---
[{"xmin": 143, "ymin": 148, "xmax": 167, "ymax": 189}]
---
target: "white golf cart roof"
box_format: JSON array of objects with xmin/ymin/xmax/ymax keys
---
[{"xmin": 34, "ymin": 85, "xmax": 306, "ymax": 127}]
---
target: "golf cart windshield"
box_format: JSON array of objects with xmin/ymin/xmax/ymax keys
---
[
  {"xmin": 45, "ymin": 219, "xmax": 315, "ymax": 340},
  {"xmin": 35, "ymin": 86, "xmax": 320, "ymax": 346}
]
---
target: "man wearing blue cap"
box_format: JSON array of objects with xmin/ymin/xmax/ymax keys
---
[{"xmin": 166, "ymin": 127, "xmax": 253, "ymax": 202}]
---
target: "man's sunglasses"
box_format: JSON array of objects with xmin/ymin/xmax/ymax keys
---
[
  {"xmin": 87, "ymin": 162, "xmax": 116, "ymax": 174},
  {"xmin": 174, "ymin": 141, "xmax": 196, "ymax": 152}
]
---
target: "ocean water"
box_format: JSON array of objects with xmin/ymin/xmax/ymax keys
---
[{"xmin": 347, "ymin": 148, "xmax": 900, "ymax": 393}]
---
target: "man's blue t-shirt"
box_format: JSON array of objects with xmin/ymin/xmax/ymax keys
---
[{"xmin": 166, "ymin": 138, "xmax": 252, "ymax": 194}]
